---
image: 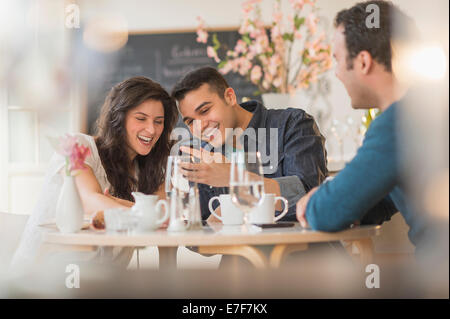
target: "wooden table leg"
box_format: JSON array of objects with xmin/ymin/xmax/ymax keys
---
[
  {"xmin": 111, "ymin": 247, "xmax": 135, "ymax": 268},
  {"xmin": 197, "ymin": 245, "xmax": 268, "ymax": 268},
  {"xmin": 269, "ymin": 243, "xmax": 308, "ymax": 268},
  {"xmin": 158, "ymin": 247, "xmax": 178, "ymax": 270},
  {"xmin": 343, "ymin": 238, "xmax": 375, "ymax": 266}
]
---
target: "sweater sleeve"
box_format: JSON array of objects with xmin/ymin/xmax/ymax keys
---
[
  {"xmin": 305, "ymin": 106, "xmax": 398, "ymax": 232},
  {"xmin": 360, "ymin": 194, "xmax": 398, "ymax": 225}
]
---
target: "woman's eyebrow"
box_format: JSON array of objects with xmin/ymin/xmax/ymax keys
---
[
  {"xmin": 134, "ymin": 111, "xmax": 148, "ymax": 116},
  {"xmin": 134, "ymin": 112, "xmax": 164, "ymax": 119}
]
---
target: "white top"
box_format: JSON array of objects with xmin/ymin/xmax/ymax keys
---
[{"xmin": 10, "ymin": 133, "xmax": 113, "ymax": 270}]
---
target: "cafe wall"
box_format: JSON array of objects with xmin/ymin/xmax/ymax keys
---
[{"xmin": 78, "ymin": 0, "xmax": 444, "ymax": 161}]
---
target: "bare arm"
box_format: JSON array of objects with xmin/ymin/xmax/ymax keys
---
[
  {"xmin": 72, "ymin": 166, "xmax": 131, "ymax": 216},
  {"xmin": 103, "ymin": 188, "xmax": 134, "ymax": 208}
]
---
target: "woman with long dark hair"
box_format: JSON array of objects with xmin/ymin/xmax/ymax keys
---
[
  {"xmin": 11, "ymin": 76, "xmax": 178, "ymax": 269},
  {"xmin": 94, "ymin": 76, "xmax": 177, "ymax": 204}
]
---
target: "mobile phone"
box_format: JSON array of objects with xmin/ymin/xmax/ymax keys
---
[{"xmin": 253, "ymin": 222, "xmax": 295, "ymax": 228}]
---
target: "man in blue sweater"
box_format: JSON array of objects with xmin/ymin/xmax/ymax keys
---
[{"xmin": 296, "ymin": 1, "xmax": 429, "ymax": 250}]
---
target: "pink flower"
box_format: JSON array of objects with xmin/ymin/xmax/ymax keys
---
[
  {"xmin": 219, "ymin": 61, "xmax": 233, "ymax": 75},
  {"xmin": 239, "ymin": 20, "xmax": 251, "ymax": 35},
  {"xmin": 234, "ymin": 39, "xmax": 247, "ymax": 54},
  {"xmin": 272, "ymin": 3, "xmax": 283, "ymax": 24},
  {"xmin": 58, "ymin": 134, "xmax": 77, "ymax": 157},
  {"xmin": 197, "ymin": 30, "xmax": 208, "ymax": 44},
  {"xmin": 268, "ymin": 55, "xmax": 281, "ymax": 76},
  {"xmin": 273, "ymin": 76, "xmax": 283, "ymax": 88},
  {"xmin": 238, "ymin": 57, "xmax": 253, "ymax": 76},
  {"xmin": 69, "ymin": 143, "xmax": 91, "ymax": 172},
  {"xmin": 294, "ymin": 30, "xmax": 303, "ymax": 40},
  {"xmin": 207, "ymin": 46, "xmax": 220, "ymax": 63},
  {"xmin": 289, "ymin": 0, "xmax": 305, "ymax": 10},
  {"xmin": 197, "ymin": 0, "xmax": 329, "ymax": 94},
  {"xmin": 250, "ymin": 65, "xmax": 262, "ymax": 83},
  {"xmin": 55, "ymin": 134, "xmax": 91, "ymax": 176},
  {"xmin": 264, "ymin": 71, "xmax": 274, "ymax": 84},
  {"xmin": 196, "ymin": 16, "xmax": 209, "ymax": 44},
  {"xmin": 271, "ymin": 25, "xmax": 282, "ymax": 39},
  {"xmin": 248, "ymin": 25, "xmax": 258, "ymax": 38},
  {"xmin": 242, "ymin": 0, "xmax": 261, "ymax": 14},
  {"xmin": 306, "ymin": 12, "xmax": 317, "ymax": 35}
]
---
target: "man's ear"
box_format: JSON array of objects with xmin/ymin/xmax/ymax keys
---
[
  {"xmin": 356, "ymin": 50, "xmax": 373, "ymax": 75},
  {"xmin": 223, "ymin": 87, "xmax": 237, "ymax": 105}
]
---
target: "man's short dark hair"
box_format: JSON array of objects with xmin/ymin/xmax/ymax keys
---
[
  {"xmin": 335, "ymin": 0, "xmax": 416, "ymax": 72},
  {"xmin": 171, "ymin": 66, "xmax": 230, "ymax": 101}
]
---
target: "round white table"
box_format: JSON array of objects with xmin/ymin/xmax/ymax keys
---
[{"xmin": 40, "ymin": 223, "xmax": 381, "ymax": 269}]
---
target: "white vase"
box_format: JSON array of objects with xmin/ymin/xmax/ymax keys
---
[
  {"xmin": 261, "ymin": 93, "xmax": 292, "ymax": 109},
  {"xmin": 55, "ymin": 175, "xmax": 84, "ymax": 233}
]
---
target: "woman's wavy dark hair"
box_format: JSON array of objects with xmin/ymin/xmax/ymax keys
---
[{"xmin": 94, "ymin": 76, "xmax": 178, "ymax": 201}]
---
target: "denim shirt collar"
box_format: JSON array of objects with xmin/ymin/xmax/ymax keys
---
[
  {"xmin": 213, "ymin": 100, "xmax": 266, "ymax": 158},
  {"xmin": 237, "ymin": 100, "xmax": 269, "ymax": 149},
  {"xmin": 240, "ymin": 100, "xmax": 268, "ymax": 131}
]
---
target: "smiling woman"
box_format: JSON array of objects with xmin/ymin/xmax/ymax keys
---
[
  {"xmin": 125, "ymin": 100, "xmax": 165, "ymax": 162},
  {"xmin": 95, "ymin": 77, "xmax": 178, "ymax": 202},
  {"xmin": 11, "ymin": 76, "xmax": 178, "ymax": 270}
]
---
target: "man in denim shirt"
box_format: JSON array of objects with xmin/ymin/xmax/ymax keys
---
[{"xmin": 171, "ymin": 66, "xmax": 328, "ymax": 221}]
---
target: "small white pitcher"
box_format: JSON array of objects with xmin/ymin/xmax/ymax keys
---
[{"xmin": 131, "ymin": 192, "xmax": 169, "ymax": 231}]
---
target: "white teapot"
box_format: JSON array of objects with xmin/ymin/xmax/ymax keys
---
[{"xmin": 131, "ymin": 192, "xmax": 169, "ymax": 231}]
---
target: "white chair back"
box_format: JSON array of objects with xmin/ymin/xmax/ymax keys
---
[{"xmin": 0, "ymin": 212, "xmax": 29, "ymax": 267}]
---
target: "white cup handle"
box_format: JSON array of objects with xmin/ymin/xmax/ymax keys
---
[
  {"xmin": 208, "ymin": 196, "xmax": 223, "ymax": 221},
  {"xmin": 274, "ymin": 196, "xmax": 289, "ymax": 221},
  {"xmin": 156, "ymin": 200, "xmax": 169, "ymax": 225}
]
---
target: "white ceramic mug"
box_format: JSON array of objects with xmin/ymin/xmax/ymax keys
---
[
  {"xmin": 249, "ymin": 193, "xmax": 288, "ymax": 224},
  {"xmin": 208, "ymin": 194, "xmax": 244, "ymax": 225}
]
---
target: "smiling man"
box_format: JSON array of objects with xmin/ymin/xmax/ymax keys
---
[
  {"xmin": 295, "ymin": 1, "xmax": 431, "ymax": 251},
  {"xmin": 171, "ymin": 66, "xmax": 328, "ymax": 221}
]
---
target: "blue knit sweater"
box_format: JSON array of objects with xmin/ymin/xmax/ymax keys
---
[{"xmin": 306, "ymin": 101, "xmax": 427, "ymax": 247}]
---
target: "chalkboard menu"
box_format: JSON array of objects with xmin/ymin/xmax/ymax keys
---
[{"xmin": 86, "ymin": 30, "xmax": 260, "ymax": 133}]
